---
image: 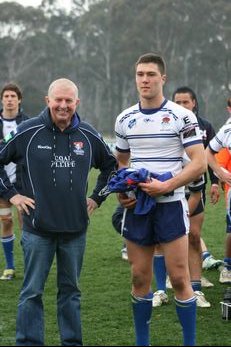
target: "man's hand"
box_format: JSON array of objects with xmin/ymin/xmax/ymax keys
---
[
  {"xmin": 138, "ymin": 178, "xmax": 170, "ymax": 197},
  {"xmin": 9, "ymin": 194, "xmax": 35, "ymax": 215},
  {"xmin": 87, "ymin": 197, "xmax": 98, "ymax": 216}
]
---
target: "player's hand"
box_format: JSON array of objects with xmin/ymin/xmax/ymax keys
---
[
  {"xmin": 210, "ymin": 184, "xmax": 220, "ymax": 204},
  {"xmin": 117, "ymin": 192, "xmax": 136, "ymax": 209},
  {"xmin": 220, "ymin": 181, "xmax": 225, "ymax": 191},
  {"xmin": 9, "ymin": 194, "xmax": 35, "ymax": 215},
  {"xmin": 138, "ymin": 178, "xmax": 169, "ymax": 197},
  {"xmin": 217, "ymin": 167, "xmax": 231, "ymax": 186}
]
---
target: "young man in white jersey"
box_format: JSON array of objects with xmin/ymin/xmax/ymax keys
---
[
  {"xmin": 207, "ymin": 98, "xmax": 231, "ymax": 284},
  {"xmin": 0, "ymin": 83, "xmax": 28, "ymax": 280},
  {"xmin": 114, "ymin": 53, "xmax": 206, "ymax": 346}
]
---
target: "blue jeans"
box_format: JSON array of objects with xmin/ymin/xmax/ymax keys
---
[{"xmin": 16, "ymin": 231, "xmax": 86, "ymax": 346}]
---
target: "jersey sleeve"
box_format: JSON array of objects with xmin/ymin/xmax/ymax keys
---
[
  {"xmin": 209, "ymin": 124, "xmax": 231, "ymax": 153},
  {"xmin": 179, "ymin": 111, "xmax": 203, "ymax": 148},
  {"xmin": 115, "ymin": 113, "xmax": 130, "ymax": 152}
]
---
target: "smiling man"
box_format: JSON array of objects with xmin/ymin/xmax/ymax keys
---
[{"xmin": 0, "ymin": 78, "xmax": 117, "ymax": 346}]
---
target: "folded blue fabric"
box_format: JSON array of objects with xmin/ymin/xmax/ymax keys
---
[{"xmin": 107, "ymin": 168, "xmax": 173, "ymax": 215}]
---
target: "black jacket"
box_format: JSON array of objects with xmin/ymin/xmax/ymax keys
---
[
  {"xmin": 0, "ymin": 107, "xmax": 117, "ymax": 235},
  {"xmin": 197, "ymin": 115, "xmax": 218, "ymax": 186},
  {"xmin": 0, "ymin": 109, "xmax": 29, "ymax": 191}
]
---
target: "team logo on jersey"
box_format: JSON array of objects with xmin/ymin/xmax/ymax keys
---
[
  {"xmin": 143, "ymin": 118, "xmax": 154, "ymax": 123},
  {"xmin": 160, "ymin": 115, "xmax": 171, "ymax": 130},
  {"xmin": 162, "ymin": 116, "xmax": 170, "ymax": 124},
  {"xmin": 73, "ymin": 141, "xmax": 84, "ymax": 155},
  {"xmin": 128, "ymin": 119, "xmax": 136, "ymax": 129}
]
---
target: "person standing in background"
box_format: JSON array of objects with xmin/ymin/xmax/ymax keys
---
[
  {"xmin": 172, "ymin": 87, "xmax": 221, "ymax": 306},
  {"xmin": 114, "ymin": 52, "xmax": 206, "ymax": 346},
  {"xmin": 0, "ymin": 83, "xmax": 29, "ymax": 280},
  {"xmin": 215, "ymin": 97, "xmax": 231, "ymax": 284},
  {"xmin": 215, "ymin": 147, "xmax": 231, "ymax": 283},
  {"xmin": 206, "ymin": 109, "xmax": 231, "ymax": 286}
]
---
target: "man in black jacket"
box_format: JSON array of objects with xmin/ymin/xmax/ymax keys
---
[
  {"xmin": 0, "ymin": 83, "xmax": 28, "ymax": 280},
  {"xmin": 0, "ymin": 78, "xmax": 117, "ymax": 346}
]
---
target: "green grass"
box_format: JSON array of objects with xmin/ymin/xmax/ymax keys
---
[{"xmin": 0, "ymin": 170, "xmax": 230, "ymax": 346}]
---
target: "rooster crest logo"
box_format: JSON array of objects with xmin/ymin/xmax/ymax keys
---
[{"xmin": 162, "ymin": 116, "xmax": 170, "ymax": 124}]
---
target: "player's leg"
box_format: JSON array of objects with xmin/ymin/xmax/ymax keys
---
[
  {"xmin": 157, "ymin": 199, "xmax": 196, "ymax": 346},
  {"xmin": 164, "ymin": 235, "xmax": 196, "ymax": 346},
  {"xmin": 189, "ymin": 211, "xmax": 211, "ymax": 307},
  {"xmin": 152, "ymin": 244, "xmax": 168, "ymax": 307},
  {"xmin": 122, "ymin": 208, "xmax": 156, "ymax": 346},
  {"xmin": 220, "ymin": 192, "xmax": 231, "ymax": 283},
  {"xmin": 220, "ymin": 233, "xmax": 231, "ymax": 283},
  {"xmin": 0, "ymin": 198, "xmax": 15, "ymax": 280},
  {"xmin": 201, "ymin": 237, "xmax": 223, "ymax": 270},
  {"xmin": 127, "ymin": 238, "xmax": 155, "ymax": 346}
]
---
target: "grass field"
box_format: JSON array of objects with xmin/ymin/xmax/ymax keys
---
[{"xmin": 0, "ymin": 170, "xmax": 230, "ymax": 346}]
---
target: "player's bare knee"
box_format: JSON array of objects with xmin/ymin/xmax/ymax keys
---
[
  {"xmin": 170, "ymin": 274, "xmax": 186, "ymax": 291},
  {"xmin": 189, "ymin": 233, "xmax": 201, "ymax": 250},
  {"xmin": 132, "ymin": 273, "xmax": 146, "ymax": 290},
  {"xmin": 0, "ymin": 208, "xmax": 13, "ymax": 232}
]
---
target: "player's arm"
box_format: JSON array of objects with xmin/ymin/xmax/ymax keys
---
[
  {"xmin": 175, "ymin": 143, "xmax": 207, "ymax": 188},
  {"xmin": 206, "ymin": 146, "xmax": 231, "ymax": 186},
  {"xmin": 139, "ymin": 143, "xmax": 206, "ymax": 197},
  {"xmin": 115, "ymin": 150, "xmax": 130, "ymax": 169}
]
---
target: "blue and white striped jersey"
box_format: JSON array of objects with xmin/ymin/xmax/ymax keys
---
[
  {"xmin": 209, "ymin": 124, "xmax": 231, "ymax": 153},
  {"xmin": 115, "ymin": 99, "xmax": 202, "ymax": 202}
]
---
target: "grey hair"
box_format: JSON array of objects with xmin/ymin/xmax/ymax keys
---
[{"xmin": 48, "ymin": 78, "xmax": 79, "ymax": 98}]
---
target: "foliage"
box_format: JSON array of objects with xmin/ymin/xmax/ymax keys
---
[{"xmin": 0, "ymin": 0, "xmax": 230, "ymax": 132}]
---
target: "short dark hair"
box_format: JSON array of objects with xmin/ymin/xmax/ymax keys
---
[
  {"xmin": 135, "ymin": 52, "xmax": 166, "ymax": 75},
  {"xmin": 227, "ymin": 97, "xmax": 231, "ymax": 107},
  {"xmin": 1, "ymin": 83, "xmax": 22, "ymax": 100},
  {"xmin": 172, "ymin": 86, "xmax": 199, "ymax": 116}
]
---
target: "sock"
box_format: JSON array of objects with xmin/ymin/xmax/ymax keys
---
[
  {"xmin": 175, "ymin": 296, "xmax": 197, "ymax": 346},
  {"xmin": 191, "ymin": 280, "xmax": 201, "ymax": 292},
  {"xmin": 132, "ymin": 292, "xmax": 153, "ymax": 346},
  {"xmin": 224, "ymin": 257, "xmax": 231, "ymax": 270},
  {"xmin": 153, "ymin": 255, "xmax": 167, "ymax": 291},
  {"xmin": 202, "ymin": 251, "xmax": 210, "ymax": 261},
  {"xmin": 1, "ymin": 234, "xmax": 15, "ymax": 269}
]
